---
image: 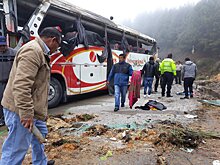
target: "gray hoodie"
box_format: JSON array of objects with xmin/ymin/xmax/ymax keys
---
[{"xmin": 182, "ymin": 61, "xmax": 197, "ymax": 78}]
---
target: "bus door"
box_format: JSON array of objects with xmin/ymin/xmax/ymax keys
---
[{"xmin": 66, "ymin": 63, "xmax": 81, "ymax": 95}]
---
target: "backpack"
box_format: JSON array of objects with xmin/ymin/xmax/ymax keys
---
[
  {"xmin": 135, "ymin": 100, "xmax": 167, "ymax": 111},
  {"xmin": 146, "ymin": 100, "xmax": 167, "ymax": 110}
]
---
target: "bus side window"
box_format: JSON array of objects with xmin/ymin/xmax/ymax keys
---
[
  {"xmin": 85, "ymin": 30, "xmax": 105, "ymax": 46},
  {"xmin": 114, "ymin": 43, "xmax": 119, "ymax": 50}
]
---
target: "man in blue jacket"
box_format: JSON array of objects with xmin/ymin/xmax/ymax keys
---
[{"xmin": 107, "ymin": 54, "xmax": 133, "ymax": 111}]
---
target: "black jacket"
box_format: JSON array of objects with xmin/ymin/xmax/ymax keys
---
[{"xmin": 141, "ymin": 60, "xmax": 157, "ymax": 78}]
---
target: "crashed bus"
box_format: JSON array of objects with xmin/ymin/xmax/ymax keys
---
[{"xmin": 0, "ymin": 0, "xmax": 157, "ymax": 108}]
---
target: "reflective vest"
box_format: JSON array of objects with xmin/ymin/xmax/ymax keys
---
[{"xmin": 160, "ymin": 58, "xmax": 176, "ymax": 76}]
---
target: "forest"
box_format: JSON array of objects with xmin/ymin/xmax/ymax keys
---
[{"xmin": 125, "ymin": 0, "xmax": 220, "ymax": 76}]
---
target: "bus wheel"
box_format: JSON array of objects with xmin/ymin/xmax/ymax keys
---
[{"xmin": 48, "ymin": 77, "xmax": 63, "ymax": 108}]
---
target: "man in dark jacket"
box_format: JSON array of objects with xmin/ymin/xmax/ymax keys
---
[
  {"xmin": 0, "ymin": 36, "xmax": 16, "ymax": 126},
  {"xmin": 141, "ymin": 56, "xmax": 157, "ymax": 97},
  {"xmin": 181, "ymin": 58, "xmax": 197, "ymax": 99},
  {"xmin": 107, "ymin": 54, "xmax": 133, "ymax": 111}
]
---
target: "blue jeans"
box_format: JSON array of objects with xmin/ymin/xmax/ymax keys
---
[
  {"xmin": 114, "ymin": 85, "xmax": 128, "ymax": 108},
  {"xmin": 144, "ymin": 77, "xmax": 154, "ymax": 95},
  {"xmin": 0, "ymin": 109, "xmax": 48, "ymax": 165}
]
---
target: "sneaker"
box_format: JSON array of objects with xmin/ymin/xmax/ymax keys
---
[
  {"xmin": 144, "ymin": 95, "xmax": 146, "ymax": 98},
  {"xmin": 147, "ymin": 94, "xmax": 151, "ymax": 97},
  {"xmin": 121, "ymin": 104, "xmax": 125, "ymax": 107},
  {"xmin": 180, "ymin": 96, "xmax": 189, "ymax": 99},
  {"xmin": 114, "ymin": 107, "xmax": 119, "ymax": 112},
  {"xmin": 190, "ymin": 95, "xmax": 193, "ymax": 98}
]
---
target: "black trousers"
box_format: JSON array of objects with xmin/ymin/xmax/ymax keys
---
[
  {"xmin": 184, "ymin": 77, "xmax": 195, "ymax": 97},
  {"xmin": 154, "ymin": 76, "xmax": 159, "ymax": 92},
  {"xmin": 161, "ymin": 72, "xmax": 174, "ymax": 96},
  {"xmin": 0, "ymin": 82, "xmax": 7, "ymax": 119},
  {"xmin": 175, "ymin": 71, "xmax": 182, "ymax": 84}
]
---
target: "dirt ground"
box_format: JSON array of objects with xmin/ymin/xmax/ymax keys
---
[{"xmin": 0, "ymin": 77, "xmax": 220, "ymax": 165}]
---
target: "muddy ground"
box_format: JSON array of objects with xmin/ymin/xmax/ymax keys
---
[{"xmin": 0, "ymin": 76, "xmax": 220, "ymax": 165}]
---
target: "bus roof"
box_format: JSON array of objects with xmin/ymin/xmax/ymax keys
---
[{"xmin": 18, "ymin": 0, "xmax": 156, "ymax": 45}]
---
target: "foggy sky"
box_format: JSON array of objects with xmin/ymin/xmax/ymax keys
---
[{"xmin": 65, "ymin": 0, "xmax": 201, "ymax": 23}]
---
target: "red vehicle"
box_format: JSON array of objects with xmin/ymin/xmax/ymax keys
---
[{"xmin": 0, "ymin": 0, "xmax": 157, "ymax": 108}]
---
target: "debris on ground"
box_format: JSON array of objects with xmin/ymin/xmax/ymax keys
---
[
  {"xmin": 47, "ymin": 117, "xmax": 72, "ymax": 131},
  {"xmin": 156, "ymin": 156, "xmax": 168, "ymax": 165},
  {"xmin": 196, "ymin": 79, "xmax": 220, "ymax": 99},
  {"xmin": 84, "ymin": 124, "xmax": 109, "ymax": 136},
  {"xmin": 198, "ymin": 100, "xmax": 220, "ymax": 107},
  {"xmin": 99, "ymin": 150, "xmax": 113, "ymax": 161},
  {"xmin": 17, "ymin": 73, "xmax": 220, "ymax": 164},
  {"xmin": 155, "ymin": 125, "xmax": 220, "ymax": 149},
  {"xmin": 184, "ymin": 114, "xmax": 198, "ymax": 119},
  {"xmin": 213, "ymin": 160, "xmax": 220, "ymax": 165}
]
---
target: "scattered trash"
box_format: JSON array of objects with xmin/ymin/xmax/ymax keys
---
[
  {"xmin": 176, "ymin": 92, "xmax": 185, "ymax": 95},
  {"xmin": 156, "ymin": 126, "xmax": 220, "ymax": 149},
  {"xmin": 47, "ymin": 117, "xmax": 72, "ymax": 131},
  {"xmin": 100, "ymin": 150, "xmax": 113, "ymax": 161},
  {"xmin": 213, "ymin": 160, "xmax": 220, "ymax": 165},
  {"xmin": 198, "ymin": 100, "xmax": 220, "ymax": 107},
  {"xmin": 157, "ymin": 156, "xmax": 167, "ymax": 165},
  {"xmin": 52, "ymin": 139, "xmax": 69, "ymax": 147},
  {"xmin": 180, "ymin": 148, "xmax": 194, "ymax": 153},
  {"xmin": 122, "ymin": 130, "xmax": 131, "ymax": 143},
  {"xmin": 84, "ymin": 124, "xmax": 109, "ymax": 136},
  {"xmin": 135, "ymin": 100, "xmax": 167, "ymax": 111},
  {"xmin": 184, "ymin": 114, "xmax": 198, "ymax": 119},
  {"xmin": 74, "ymin": 114, "xmax": 96, "ymax": 122},
  {"xmin": 109, "ymin": 137, "xmax": 117, "ymax": 141}
]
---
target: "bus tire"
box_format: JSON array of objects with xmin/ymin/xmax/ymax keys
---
[{"xmin": 48, "ymin": 77, "xmax": 63, "ymax": 108}]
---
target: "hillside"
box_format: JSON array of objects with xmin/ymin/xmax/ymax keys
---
[{"xmin": 124, "ymin": 0, "xmax": 220, "ymax": 78}]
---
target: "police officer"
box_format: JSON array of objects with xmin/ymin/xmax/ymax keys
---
[{"xmin": 160, "ymin": 53, "xmax": 176, "ymax": 97}]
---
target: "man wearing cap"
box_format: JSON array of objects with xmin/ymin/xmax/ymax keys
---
[
  {"xmin": 0, "ymin": 27, "xmax": 62, "ymax": 165},
  {"xmin": 0, "ymin": 36, "xmax": 17, "ymax": 126}
]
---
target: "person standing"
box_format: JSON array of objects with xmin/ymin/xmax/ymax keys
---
[
  {"xmin": 141, "ymin": 56, "xmax": 157, "ymax": 97},
  {"xmin": 181, "ymin": 58, "xmax": 197, "ymax": 99},
  {"xmin": 154, "ymin": 58, "xmax": 161, "ymax": 92},
  {"xmin": 175, "ymin": 61, "xmax": 183, "ymax": 84},
  {"xmin": 160, "ymin": 53, "xmax": 176, "ymax": 97},
  {"xmin": 107, "ymin": 54, "xmax": 133, "ymax": 111},
  {"xmin": 0, "ymin": 27, "xmax": 62, "ymax": 165},
  {"xmin": 0, "ymin": 36, "xmax": 17, "ymax": 126}
]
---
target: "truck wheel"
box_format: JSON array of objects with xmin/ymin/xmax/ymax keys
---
[{"xmin": 48, "ymin": 77, "xmax": 63, "ymax": 108}]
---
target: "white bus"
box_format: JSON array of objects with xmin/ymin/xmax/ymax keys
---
[{"xmin": 0, "ymin": 0, "xmax": 157, "ymax": 108}]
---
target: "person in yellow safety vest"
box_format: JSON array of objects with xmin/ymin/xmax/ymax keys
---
[{"xmin": 160, "ymin": 53, "xmax": 176, "ymax": 97}]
